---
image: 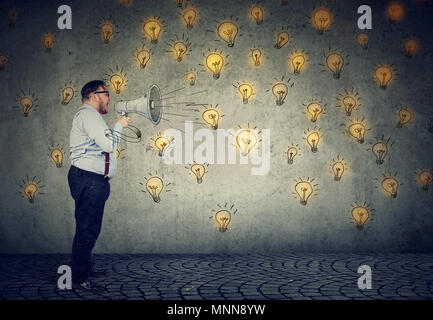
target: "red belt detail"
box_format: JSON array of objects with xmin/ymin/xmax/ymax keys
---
[{"xmin": 104, "ymin": 152, "xmax": 110, "ymax": 178}]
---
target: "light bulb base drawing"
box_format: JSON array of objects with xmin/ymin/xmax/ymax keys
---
[
  {"xmin": 28, "ymin": 198, "xmax": 34, "ymax": 204},
  {"xmin": 346, "ymin": 111, "xmax": 352, "ymax": 116},
  {"xmin": 151, "ymin": 39, "xmax": 158, "ymax": 44},
  {"xmin": 334, "ymin": 176, "xmax": 341, "ymax": 182},
  {"xmin": 397, "ymin": 122, "xmax": 403, "ymax": 128},
  {"xmin": 333, "ymin": 72, "xmax": 340, "ymax": 79},
  {"xmin": 56, "ymin": 163, "xmax": 62, "ymax": 168},
  {"xmin": 242, "ymin": 99, "xmax": 248, "ymax": 104},
  {"xmin": 376, "ymin": 159, "xmax": 384, "ymax": 165},
  {"xmin": 300, "ymin": 200, "xmax": 307, "ymax": 206},
  {"xmin": 228, "ymin": 43, "xmax": 234, "ymax": 48},
  {"xmin": 213, "ymin": 73, "xmax": 220, "ymax": 80},
  {"xmin": 356, "ymin": 225, "xmax": 364, "ymax": 230},
  {"xmin": 311, "ymin": 147, "xmax": 318, "ymax": 153},
  {"xmin": 391, "ymin": 193, "xmax": 397, "ymax": 198},
  {"xmin": 288, "ymin": 159, "xmax": 293, "ymax": 165},
  {"xmin": 422, "ymin": 185, "xmax": 429, "ymax": 191},
  {"xmin": 380, "ymin": 85, "xmax": 387, "ymax": 90},
  {"xmin": 45, "ymin": 48, "xmax": 52, "ymax": 53},
  {"xmin": 276, "ymin": 100, "xmax": 284, "ymax": 106},
  {"xmin": 152, "ymin": 196, "xmax": 161, "ymax": 203},
  {"xmin": 196, "ymin": 177, "xmax": 203, "ymax": 184},
  {"xmin": 219, "ymin": 227, "xmax": 227, "ymax": 232},
  {"xmin": 357, "ymin": 139, "xmax": 364, "ymax": 144}
]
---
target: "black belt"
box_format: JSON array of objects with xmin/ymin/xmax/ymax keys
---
[{"xmin": 70, "ymin": 165, "xmax": 110, "ymax": 180}]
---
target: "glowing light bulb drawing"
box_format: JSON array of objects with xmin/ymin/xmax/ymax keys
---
[
  {"xmin": 286, "ymin": 144, "xmax": 300, "ymax": 164},
  {"xmin": 110, "ymin": 75, "xmax": 124, "ymax": 94},
  {"xmin": 337, "ymin": 89, "xmax": 361, "ymax": 116},
  {"xmin": 43, "ymin": 33, "xmax": 55, "ymax": 52},
  {"xmin": 145, "ymin": 176, "xmax": 164, "ymax": 203},
  {"xmin": 134, "ymin": 47, "xmax": 151, "ymax": 68},
  {"xmin": 153, "ymin": 133, "xmax": 174, "ymax": 157},
  {"xmin": 20, "ymin": 97, "xmax": 34, "ymax": 117},
  {"xmin": 386, "ymin": 1, "xmax": 405, "ymax": 23},
  {"xmin": 100, "ymin": 21, "xmax": 114, "ymax": 44},
  {"xmin": 61, "ymin": 86, "xmax": 74, "ymax": 105},
  {"xmin": 106, "ymin": 67, "xmax": 128, "ymax": 94},
  {"xmin": 306, "ymin": 102, "xmax": 323, "ymax": 122},
  {"xmin": 380, "ymin": 174, "xmax": 400, "ymax": 198},
  {"xmin": 250, "ymin": 5, "xmax": 264, "ymax": 25},
  {"xmin": 186, "ymin": 70, "xmax": 197, "ymax": 86},
  {"xmin": 142, "ymin": 18, "xmax": 163, "ymax": 44},
  {"xmin": 251, "ymin": 48, "xmax": 262, "ymax": 66},
  {"xmin": 275, "ymin": 30, "xmax": 290, "ymax": 49},
  {"xmin": 311, "ymin": 7, "xmax": 333, "ymax": 34},
  {"xmin": 331, "ymin": 156, "xmax": 347, "ymax": 181},
  {"xmin": 236, "ymin": 129, "xmax": 258, "ymax": 156},
  {"xmin": 403, "ymin": 38, "xmax": 419, "ymax": 58},
  {"xmin": 205, "ymin": 51, "xmax": 225, "ymax": 80},
  {"xmin": 357, "ymin": 33, "xmax": 369, "ymax": 50},
  {"xmin": 272, "ymin": 83, "xmax": 288, "ymax": 106},
  {"xmin": 417, "ymin": 170, "xmax": 432, "ymax": 191},
  {"xmin": 236, "ymin": 83, "xmax": 254, "ymax": 104},
  {"xmin": 118, "ymin": 0, "xmax": 133, "ymax": 7},
  {"xmin": 289, "ymin": 50, "xmax": 307, "ymax": 75},
  {"xmin": 182, "ymin": 8, "xmax": 197, "ymax": 29},
  {"xmin": 0, "ymin": 54, "xmax": 8, "ymax": 70},
  {"xmin": 348, "ymin": 119, "xmax": 367, "ymax": 144},
  {"xmin": 372, "ymin": 142, "xmax": 387, "ymax": 165},
  {"xmin": 24, "ymin": 183, "xmax": 38, "ymax": 203},
  {"xmin": 202, "ymin": 105, "xmax": 221, "ymax": 130},
  {"xmin": 19, "ymin": 176, "xmax": 44, "ymax": 204},
  {"xmin": 351, "ymin": 203, "xmax": 372, "ymax": 230},
  {"xmin": 191, "ymin": 164, "xmax": 206, "ymax": 184},
  {"xmin": 293, "ymin": 178, "xmax": 317, "ymax": 206},
  {"xmin": 325, "ymin": 51, "xmax": 345, "ymax": 79},
  {"xmin": 8, "ymin": 9, "xmax": 18, "ymax": 27},
  {"xmin": 304, "ymin": 128, "xmax": 322, "ymax": 153},
  {"xmin": 49, "ymin": 147, "xmax": 64, "ymax": 168},
  {"xmin": 176, "ymin": 0, "xmax": 184, "ymax": 8},
  {"xmin": 173, "ymin": 41, "xmax": 187, "ymax": 61},
  {"xmin": 397, "ymin": 107, "xmax": 413, "ymax": 128},
  {"xmin": 374, "ymin": 63, "xmax": 395, "ymax": 89},
  {"xmin": 217, "ymin": 21, "xmax": 238, "ymax": 47},
  {"xmin": 215, "ymin": 210, "xmax": 231, "ymax": 232}
]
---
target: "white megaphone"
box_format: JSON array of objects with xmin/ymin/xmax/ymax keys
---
[
  {"xmin": 114, "ymin": 84, "xmax": 162, "ymax": 125},
  {"xmin": 111, "ymin": 84, "xmax": 162, "ymax": 143}
]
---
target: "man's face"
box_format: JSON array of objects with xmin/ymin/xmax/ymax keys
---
[{"xmin": 94, "ymin": 85, "xmax": 110, "ymax": 114}]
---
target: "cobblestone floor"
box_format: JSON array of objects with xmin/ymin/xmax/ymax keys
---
[{"xmin": 0, "ymin": 254, "xmax": 432, "ymax": 300}]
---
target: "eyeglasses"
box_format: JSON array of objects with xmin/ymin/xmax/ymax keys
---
[{"xmin": 94, "ymin": 90, "xmax": 110, "ymax": 97}]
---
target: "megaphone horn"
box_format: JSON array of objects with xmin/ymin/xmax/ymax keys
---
[{"xmin": 114, "ymin": 84, "xmax": 162, "ymax": 125}]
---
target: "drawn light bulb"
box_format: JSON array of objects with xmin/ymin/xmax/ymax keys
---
[
  {"xmin": 0, "ymin": 55, "xmax": 9, "ymax": 70},
  {"xmin": 61, "ymin": 87, "xmax": 74, "ymax": 105},
  {"xmin": 357, "ymin": 33, "xmax": 369, "ymax": 50},
  {"xmin": 110, "ymin": 74, "xmax": 124, "ymax": 94},
  {"xmin": 101, "ymin": 22, "xmax": 114, "ymax": 43},
  {"xmin": 217, "ymin": 21, "xmax": 238, "ymax": 47},
  {"xmin": 397, "ymin": 108, "xmax": 412, "ymax": 128},
  {"xmin": 183, "ymin": 8, "xmax": 197, "ymax": 29},
  {"xmin": 307, "ymin": 102, "xmax": 323, "ymax": 122},
  {"xmin": 155, "ymin": 136, "xmax": 172, "ymax": 157},
  {"xmin": 215, "ymin": 210, "xmax": 231, "ymax": 232},
  {"xmin": 332, "ymin": 161, "xmax": 345, "ymax": 181},
  {"xmin": 418, "ymin": 170, "xmax": 432, "ymax": 191},
  {"xmin": 326, "ymin": 52, "xmax": 344, "ymax": 79},
  {"xmin": 146, "ymin": 177, "xmax": 163, "ymax": 203},
  {"xmin": 372, "ymin": 142, "xmax": 388, "ymax": 165},
  {"xmin": 351, "ymin": 205, "xmax": 370, "ymax": 229},
  {"xmin": 349, "ymin": 122, "xmax": 366, "ymax": 144},
  {"xmin": 238, "ymin": 84, "xmax": 253, "ymax": 104},
  {"xmin": 287, "ymin": 147, "xmax": 298, "ymax": 164},
  {"xmin": 403, "ymin": 38, "xmax": 419, "ymax": 58},
  {"xmin": 24, "ymin": 183, "xmax": 38, "ymax": 203},
  {"xmin": 136, "ymin": 49, "xmax": 150, "ymax": 68},
  {"xmin": 386, "ymin": 1, "xmax": 405, "ymax": 23},
  {"xmin": 342, "ymin": 96, "xmax": 357, "ymax": 116},
  {"xmin": 374, "ymin": 64, "xmax": 394, "ymax": 89},
  {"xmin": 186, "ymin": 71, "xmax": 196, "ymax": 86},
  {"xmin": 291, "ymin": 53, "xmax": 306, "ymax": 75},
  {"xmin": 20, "ymin": 97, "xmax": 33, "ymax": 117},
  {"xmin": 381, "ymin": 176, "xmax": 398, "ymax": 198},
  {"xmin": 202, "ymin": 108, "xmax": 220, "ymax": 130},
  {"xmin": 272, "ymin": 83, "xmax": 288, "ymax": 106},
  {"xmin": 275, "ymin": 31, "xmax": 290, "ymax": 49},
  {"xmin": 43, "ymin": 33, "xmax": 55, "ymax": 52},
  {"xmin": 307, "ymin": 131, "xmax": 320, "ymax": 152},
  {"xmin": 205, "ymin": 52, "xmax": 224, "ymax": 79},
  {"xmin": 236, "ymin": 129, "xmax": 258, "ymax": 156},
  {"xmin": 295, "ymin": 181, "xmax": 313, "ymax": 206},
  {"xmin": 191, "ymin": 164, "xmax": 206, "ymax": 184},
  {"xmin": 50, "ymin": 148, "xmax": 63, "ymax": 168},
  {"xmin": 311, "ymin": 7, "xmax": 333, "ymax": 34},
  {"xmin": 250, "ymin": 5, "xmax": 264, "ymax": 25},
  {"xmin": 8, "ymin": 9, "xmax": 18, "ymax": 28},
  {"xmin": 251, "ymin": 48, "xmax": 262, "ymax": 66},
  {"xmin": 176, "ymin": 0, "xmax": 183, "ymax": 8},
  {"xmin": 143, "ymin": 19, "xmax": 162, "ymax": 44},
  {"xmin": 173, "ymin": 41, "xmax": 187, "ymax": 62}
]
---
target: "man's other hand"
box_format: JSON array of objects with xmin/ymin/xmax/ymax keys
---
[{"xmin": 117, "ymin": 117, "xmax": 131, "ymax": 128}]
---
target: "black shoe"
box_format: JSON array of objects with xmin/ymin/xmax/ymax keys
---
[
  {"xmin": 73, "ymin": 279, "xmax": 105, "ymax": 292},
  {"xmin": 88, "ymin": 265, "xmax": 107, "ymax": 277}
]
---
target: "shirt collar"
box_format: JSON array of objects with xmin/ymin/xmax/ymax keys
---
[{"xmin": 82, "ymin": 103, "xmax": 100, "ymax": 114}]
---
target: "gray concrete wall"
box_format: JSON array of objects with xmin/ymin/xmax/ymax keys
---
[{"xmin": 0, "ymin": 0, "xmax": 432, "ymax": 254}]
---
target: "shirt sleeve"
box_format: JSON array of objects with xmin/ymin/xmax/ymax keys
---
[{"xmin": 81, "ymin": 109, "xmax": 123, "ymax": 153}]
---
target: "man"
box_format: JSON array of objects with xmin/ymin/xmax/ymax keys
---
[{"xmin": 68, "ymin": 80, "xmax": 130, "ymax": 291}]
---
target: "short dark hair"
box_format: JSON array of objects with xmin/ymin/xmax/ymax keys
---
[{"xmin": 81, "ymin": 80, "xmax": 106, "ymax": 101}]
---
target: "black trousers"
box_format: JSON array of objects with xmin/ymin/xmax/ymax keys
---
[{"xmin": 67, "ymin": 165, "xmax": 110, "ymax": 284}]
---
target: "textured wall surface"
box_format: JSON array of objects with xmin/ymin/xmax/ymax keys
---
[{"xmin": 0, "ymin": 0, "xmax": 432, "ymax": 254}]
